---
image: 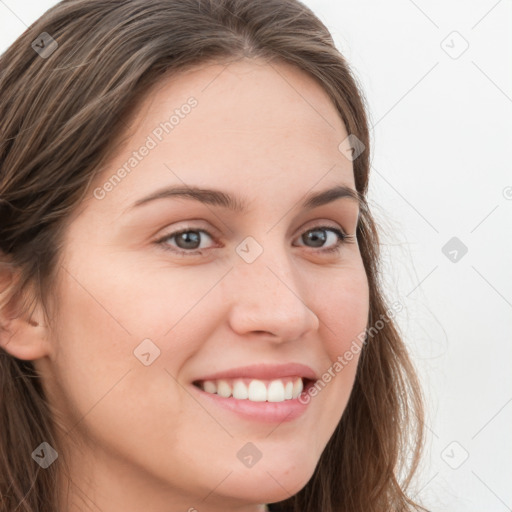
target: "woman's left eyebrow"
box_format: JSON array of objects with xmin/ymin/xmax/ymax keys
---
[{"xmin": 125, "ymin": 184, "xmax": 362, "ymax": 214}]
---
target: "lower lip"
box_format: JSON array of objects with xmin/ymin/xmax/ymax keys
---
[{"xmin": 190, "ymin": 383, "xmax": 313, "ymax": 423}]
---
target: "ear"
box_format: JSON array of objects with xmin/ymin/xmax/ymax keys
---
[{"xmin": 0, "ymin": 264, "xmax": 51, "ymax": 361}]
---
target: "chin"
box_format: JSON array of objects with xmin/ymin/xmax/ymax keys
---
[{"xmin": 215, "ymin": 451, "xmax": 318, "ymax": 505}]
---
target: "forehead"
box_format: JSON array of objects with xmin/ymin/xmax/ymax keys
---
[{"xmin": 90, "ymin": 58, "xmax": 355, "ymax": 215}]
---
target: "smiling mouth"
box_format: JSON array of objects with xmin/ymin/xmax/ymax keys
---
[{"xmin": 192, "ymin": 376, "xmax": 314, "ymax": 403}]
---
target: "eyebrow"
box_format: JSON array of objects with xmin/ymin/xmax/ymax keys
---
[{"xmin": 128, "ymin": 184, "xmax": 363, "ymax": 213}]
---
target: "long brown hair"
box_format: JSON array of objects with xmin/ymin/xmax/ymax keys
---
[{"xmin": 0, "ymin": 1, "xmax": 426, "ymax": 510}]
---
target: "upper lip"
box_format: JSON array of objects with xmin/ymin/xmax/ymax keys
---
[{"xmin": 193, "ymin": 363, "xmax": 318, "ymax": 382}]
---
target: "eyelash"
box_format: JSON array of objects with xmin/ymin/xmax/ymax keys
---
[{"xmin": 154, "ymin": 225, "xmax": 356, "ymax": 257}]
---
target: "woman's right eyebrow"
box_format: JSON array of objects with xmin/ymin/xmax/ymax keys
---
[{"xmin": 125, "ymin": 184, "xmax": 362, "ymax": 214}]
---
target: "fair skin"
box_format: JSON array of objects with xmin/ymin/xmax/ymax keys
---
[{"xmin": 1, "ymin": 58, "xmax": 369, "ymax": 511}]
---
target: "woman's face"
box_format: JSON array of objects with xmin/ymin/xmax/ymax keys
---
[{"xmin": 38, "ymin": 58, "xmax": 369, "ymax": 511}]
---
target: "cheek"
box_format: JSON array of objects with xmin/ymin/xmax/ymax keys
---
[
  {"xmin": 320, "ymin": 262, "xmax": 370, "ymax": 356},
  {"xmin": 47, "ymin": 255, "xmax": 169, "ymax": 428},
  {"xmin": 305, "ymin": 263, "xmax": 369, "ymax": 432},
  {"xmin": 48, "ymin": 248, "xmax": 218, "ymax": 440},
  {"xmin": 47, "ymin": 265, "xmax": 208, "ymax": 487}
]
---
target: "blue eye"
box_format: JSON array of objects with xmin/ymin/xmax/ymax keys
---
[{"xmin": 155, "ymin": 225, "xmax": 355, "ymax": 256}]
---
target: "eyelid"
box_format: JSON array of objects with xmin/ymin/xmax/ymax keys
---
[
  {"xmin": 299, "ymin": 219, "xmax": 348, "ymax": 235},
  {"xmin": 156, "ymin": 218, "xmax": 350, "ymax": 240}
]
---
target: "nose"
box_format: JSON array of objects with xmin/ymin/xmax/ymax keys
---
[{"xmin": 226, "ymin": 244, "xmax": 320, "ymax": 343}]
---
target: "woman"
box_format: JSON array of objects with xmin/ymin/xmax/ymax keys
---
[{"xmin": 0, "ymin": 1, "xmax": 426, "ymax": 511}]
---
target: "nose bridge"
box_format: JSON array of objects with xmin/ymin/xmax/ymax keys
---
[{"xmin": 226, "ymin": 233, "xmax": 319, "ymax": 339}]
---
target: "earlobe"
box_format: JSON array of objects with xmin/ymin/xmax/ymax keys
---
[
  {"xmin": 0, "ymin": 268, "xmax": 50, "ymax": 361},
  {"xmin": 0, "ymin": 307, "xmax": 50, "ymax": 361}
]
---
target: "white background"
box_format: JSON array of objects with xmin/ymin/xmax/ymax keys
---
[{"xmin": 1, "ymin": 1, "xmax": 511, "ymax": 510}]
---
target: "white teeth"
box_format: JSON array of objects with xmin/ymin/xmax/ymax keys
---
[
  {"xmin": 203, "ymin": 380, "xmax": 217, "ymax": 394},
  {"xmin": 217, "ymin": 379, "xmax": 232, "ymax": 398},
  {"xmin": 284, "ymin": 381, "xmax": 293, "ymax": 399},
  {"xmin": 199, "ymin": 377, "xmax": 305, "ymax": 402},
  {"xmin": 292, "ymin": 378, "xmax": 303, "ymax": 399},
  {"xmin": 267, "ymin": 380, "xmax": 285, "ymax": 402},
  {"xmin": 232, "ymin": 380, "xmax": 248, "ymax": 399},
  {"xmin": 248, "ymin": 380, "xmax": 267, "ymax": 401}
]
